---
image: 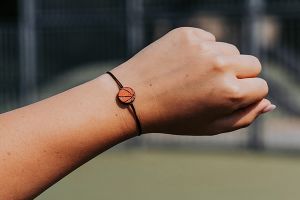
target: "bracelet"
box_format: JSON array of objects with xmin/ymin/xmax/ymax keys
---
[{"xmin": 106, "ymin": 71, "xmax": 142, "ymax": 136}]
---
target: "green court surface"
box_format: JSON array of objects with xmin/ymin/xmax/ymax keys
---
[{"xmin": 37, "ymin": 150, "xmax": 300, "ymax": 200}]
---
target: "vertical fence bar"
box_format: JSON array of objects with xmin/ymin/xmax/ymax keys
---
[
  {"xmin": 18, "ymin": 0, "xmax": 38, "ymax": 105},
  {"xmin": 126, "ymin": 0, "xmax": 145, "ymax": 57},
  {"xmin": 245, "ymin": 0, "xmax": 266, "ymax": 150}
]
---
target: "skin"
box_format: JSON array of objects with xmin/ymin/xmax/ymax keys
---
[{"xmin": 0, "ymin": 27, "xmax": 274, "ymax": 200}]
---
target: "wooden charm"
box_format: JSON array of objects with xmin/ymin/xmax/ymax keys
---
[{"xmin": 117, "ymin": 87, "xmax": 135, "ymax": 104}]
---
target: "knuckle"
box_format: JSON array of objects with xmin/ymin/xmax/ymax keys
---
[
  {"xmin": 193, "ymin": 28, "xmax": 216, "ymax": 41},
  {"xmin": 226, "ymin": 85, "xmax": 244, "ymax": 105},
  {"xmin": 173, "ymin": 27, "xmax": 192, "ymax": 38},
  {"xmin": 213, "ymin": 56, "xmax": 227, "ymax": 70},
  {"xmin": 173, "ymin": 27, "xmax": 190, "ymax": 35},
  {"xmin": 198, "ymin": 42, "xmax": 211, "ymax": 52},
  {"xmin": 228, "ymin": 43, "xmax": 240, "ymax": 54},
  {"xmin": 201, "ymin": 30, "xmax": 216, "ymax": 41},
  {"xmin": 180, "ymin": 27, "xmax": 216, "ymax": 41},
  {"xmin": 172, "ymin": 27, "xmax": 216, "ymax": 43},
  {"xmin": 173, "ymin": 27, "xmax": 197, "ymax": 46},
  {"xmin": 208, "ymin": 32, "xmax": 216, "ymax": 41}
]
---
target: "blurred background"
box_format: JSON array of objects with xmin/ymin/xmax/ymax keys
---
[{"xmin": 1, "ymin": 0, "xmax": 300, "ymax": 199}]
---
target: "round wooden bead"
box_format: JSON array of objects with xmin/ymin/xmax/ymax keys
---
[{"xmin": 117, "ymin": 87, "xmax": 135, "ymax": 104}]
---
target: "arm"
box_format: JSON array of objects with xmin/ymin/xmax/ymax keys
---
[
  {"xmin": 0, "ymin": 75, "xmax": 137, "ymax": 199},
  {"xmin": 0, "ymin": 28, "xmax": 273, "ymax": 200}
]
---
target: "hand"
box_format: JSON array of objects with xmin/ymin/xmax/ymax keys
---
[{"xmin": 110, "ymin": 27, "xmax": 273, "ymax": 135}]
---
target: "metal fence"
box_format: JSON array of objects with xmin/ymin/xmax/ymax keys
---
[
  {"xmin": 0, "ymin": 24, "xmax": 19, "ymax": 112},
  {"xmin": 1, "ymin": 0, "xmax": 300, "ymax": 151}
]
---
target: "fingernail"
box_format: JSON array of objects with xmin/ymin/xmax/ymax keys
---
[{"xmin": 262, "ymin": 104, "xmax": 276, "ymax": 114}]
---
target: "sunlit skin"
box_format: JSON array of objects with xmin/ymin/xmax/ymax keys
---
[{"xmin": 0, "ymin": 28, "xmax": 275, "ymax": 200}]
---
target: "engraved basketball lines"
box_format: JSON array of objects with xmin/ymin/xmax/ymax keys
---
[{"xmin": 117, "ymin": 87, "xmax": 135, "ymax": 104}]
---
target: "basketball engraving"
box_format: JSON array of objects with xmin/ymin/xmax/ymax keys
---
[{"xmin": 117, "ymin": 87, "xmax": 135, "ymax": 104}]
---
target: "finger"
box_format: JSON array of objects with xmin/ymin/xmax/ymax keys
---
[
  {"xmin": 215, "ymin": 99, "xmax": 273, "ymax": 132},
  {"xmin": 212, "ymin": 42, "xmax": 240, "ymax": 55},
  {"xmin": 235, "ymin": 77, "xmax": 269, "ymax": 109},
  {"xmin": 220, "ymin": 55, "xmax": 262, "ymax": 78}
]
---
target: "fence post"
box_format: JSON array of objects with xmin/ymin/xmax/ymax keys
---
[
  {"xmin": 245, "ymin": 0, "xmax": 266, "ymax": 150},
  {"xmin": 126, "ymin": 0, "xmax": 145, "ymax": 57},
  {"xmin": 18, "ymin": 0, "xmax": 38, "ymax": 105}
]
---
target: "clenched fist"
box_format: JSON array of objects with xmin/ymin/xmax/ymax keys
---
[{"xmin": 109, "ymin": 27, "xmax": 274, "ymax": 135}]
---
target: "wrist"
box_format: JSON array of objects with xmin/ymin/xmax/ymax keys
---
[
  {"xmin": 109, "ymin": 62, "xmax": 163, "ymax": 134},
  {"xmin": 95, "ymin": 73, "xmax": 139, "ymax": 138}
]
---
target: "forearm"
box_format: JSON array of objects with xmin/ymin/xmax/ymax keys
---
[{"xmin": 0, "ymin": 74, "xmax": 136, "ymax": 199}]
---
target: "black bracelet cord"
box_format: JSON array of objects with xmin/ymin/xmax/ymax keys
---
[{"xmin": 106, "ymin": 71, "xmax": 143, "ymax": 136}]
